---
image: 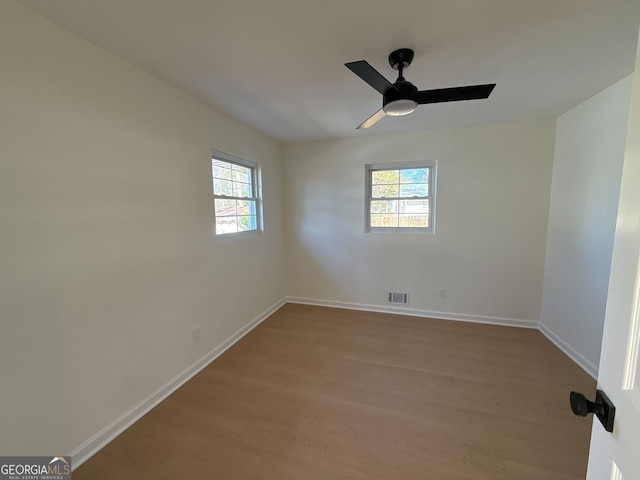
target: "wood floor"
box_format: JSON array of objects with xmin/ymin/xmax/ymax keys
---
[{"xmin": 73, "ymin": 304, "xmax": 596, "ymax": 480}]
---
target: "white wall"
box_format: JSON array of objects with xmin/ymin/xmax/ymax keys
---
[
  {"xmin": 283, "ymin": 120, "xmax": 555, "ymax": 325},
  {"xmin": 0, "ymin": 1, "xmax": 284, "ymax": 458},
  {"xmin": 539, "ymin": 76, "xmax": 633, "ymax": 377}
]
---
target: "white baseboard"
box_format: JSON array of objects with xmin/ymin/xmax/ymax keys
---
[
  {"xmin": 69, "ymin": 297, "xmax": 286, "ymax": 470},
  {"xmin": 285, "ymin": 296, "xmax": 538, "ymax": 329},
  {"xmin": 538, "ymin": 322, "xmax": 598, "ymax": 380}
]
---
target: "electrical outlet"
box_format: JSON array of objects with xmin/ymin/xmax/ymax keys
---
[
  {"xmin": 438, "ymin": 288, "xmax": 447, "ymax": 299},
  {"xmin": 192, "ymin": 325, "xmax": 201, "ymax": 343}
]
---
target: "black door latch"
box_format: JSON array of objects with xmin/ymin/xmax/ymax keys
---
[{"xmin": 570, "ymin": 389, "xmax": 615, "ymax": 433}]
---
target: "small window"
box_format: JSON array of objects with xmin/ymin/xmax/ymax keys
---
[
  {"xmin": 212, "ymin": 151, "xmax": 260, "ymax": 236},
  {"xmin": 365, "ymin": 161, "xmax": 436, "ymax": 233}
]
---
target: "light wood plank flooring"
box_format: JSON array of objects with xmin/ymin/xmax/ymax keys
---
[{"xmin": 74, "ymin": 304, "xmax": 595, "ymax": 479}]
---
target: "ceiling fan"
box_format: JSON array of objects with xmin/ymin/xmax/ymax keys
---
[{"xmin": 345, "ymin": 48, "xmax": 496, "ymax": 129}]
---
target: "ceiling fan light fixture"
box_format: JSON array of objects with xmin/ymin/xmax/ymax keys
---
[{"xmin": 383, "ymin": 98, "xmax": 418, "ymax": 116}]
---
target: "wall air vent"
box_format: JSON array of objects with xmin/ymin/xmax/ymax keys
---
[{"xmin": 388, "ymin": 292, "xmax": 409, "ymax": 305}]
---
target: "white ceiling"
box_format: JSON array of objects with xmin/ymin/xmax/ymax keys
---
[{"xmin": 17, "ymin": 0, "xmax": 640, "ymax": 144}]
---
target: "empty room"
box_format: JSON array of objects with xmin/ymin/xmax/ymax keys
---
[{"xmin": 2, "ymin": 1, "xmax": 640, "ymax": 479}]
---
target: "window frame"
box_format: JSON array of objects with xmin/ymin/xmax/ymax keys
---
[
  {"xmin": 365, "ymin": 160, "xmax": 437, "ymax": 234},
  {"xmin": 211, "ymin": 149, "xmax": 262, "ymax": 237}
]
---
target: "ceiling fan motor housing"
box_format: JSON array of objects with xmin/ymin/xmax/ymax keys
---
[{"xmin": 383, "ymin": 79, "xmax": 418, "ymax": 109}]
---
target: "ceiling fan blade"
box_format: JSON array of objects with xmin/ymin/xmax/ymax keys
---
[
  {"xmin": 345, "ymin": 60, "xmax": 396, "ymax": 95},
  {"xmin": 417, "ymin": 84, "xmax": 496, "ymax": 104},
  {"xmin": 357, "ymin": 108, "xmax": 386, "ymax": 129}
]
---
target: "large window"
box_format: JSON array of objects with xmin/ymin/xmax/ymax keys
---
[
  {"xmin": 212, "ymin": 151, "xmax": 260, "ymax": 236},
  {"xmin": 365, "ymin": 161, "xmax": 436, "ymax": 233}
]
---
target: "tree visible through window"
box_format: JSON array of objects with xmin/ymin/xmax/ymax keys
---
[
  {"xmin": 212, "ymin": 152, "xmax": 259, "ymax": 235},
  {"xmin": 366, "ymin": 162, "xmax": 435, "ymax": 232}
]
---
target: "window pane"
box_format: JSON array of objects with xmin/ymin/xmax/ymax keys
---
[
  {"xmin": 401, "ymin": 199, "xmax": 429, "ymax": 214},
  {"xmin": 232, "ymin": 165, "xmax": 250, "ymax": 183},
  {"xmin": 372, "ymin": 170, "xmax": 399, "ymax": 185},
  {"xmin": 399, "ymin": 183, "xmax": 428, "ymax": 197},
  {"xmin": 372, "ymin": 184, "xmax": 399, "ymax": 198},
  {"xmin": 370, "ymin": 200, "xmax": 398, "ymax": 214},
  {"xmin": 237, "ymin": 215, "xmax": 257, "ymax": 232},
  {"xmin": 233, "ymin": 182, "xmax": 251, "ymax": 198},
  {"xmin": 399, "ymin": 168, "xmax": 428, "ymax": 184},
  {"xmin": 213, "ymin": 178, "xmax": 233, "ymax": 196},
  {"xmin": 237, "ymin": 199, "xmax": 256, "ymax": 216},
  {"xmin": 399, "ymin": 214, "xmax": 429, "ymax": 227},
  {"xmin": 370, "ymin": 214, "xmax": 399, "ymax": 227},
  {"xmin": 215, "ymin": 199, "xmax": 236, "ymax": 217},
  {"xmin": 212, "ymin": 161, "xmax": 232, "ymax": 180},
  {"xmin": 215, "ymin": 218, "xmax": 238, "ymax": 235}
]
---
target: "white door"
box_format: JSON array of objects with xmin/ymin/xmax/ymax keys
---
[{"xmin": 586, "ymin": 29, "xmax": 640, "ymax": 480}]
